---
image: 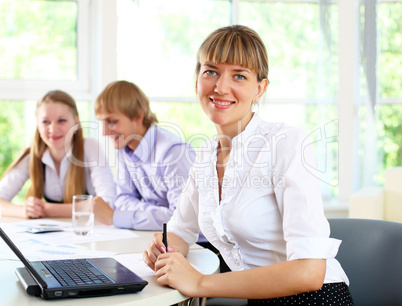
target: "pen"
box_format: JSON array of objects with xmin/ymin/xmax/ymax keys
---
[{"xmin": 162, "ymin": 223, "xmax": 168, "ymax": 253}]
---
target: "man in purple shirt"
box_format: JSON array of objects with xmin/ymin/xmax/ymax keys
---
[{"xmin": 93, "ymin": 80, "xmax": 195, "ymax": 231}]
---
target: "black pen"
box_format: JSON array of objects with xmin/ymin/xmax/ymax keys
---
[{"xmin": 162, "ymin": 223, "xmax": 168, "ymax": 253}]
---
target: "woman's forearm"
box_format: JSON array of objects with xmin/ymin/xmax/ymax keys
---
[
  {"xmin": 44, "ymin": 203, "xmax": 73, "ymax": 218},
  {"xmin": 169, "ymin": 232, "xmax": 190, "ymax": 257},
  {"xmin": 197, "ymin": 259, "xmax": 326, "ymax": 299},
  {"xmin": 0, "ymin": 199, "xmax": 26, "ymax": 218}
]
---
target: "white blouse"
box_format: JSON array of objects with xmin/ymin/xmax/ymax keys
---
[
  {"xmin": 0, "ymin": 138, "xmax": 115, "ymax": 204},
  {"xmin": 168, "ymin": 114, "xmax": 349, "ymax": 284}
]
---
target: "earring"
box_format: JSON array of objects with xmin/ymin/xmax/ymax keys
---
[{"xmin": 254, "ymin": 98, "xmax": 259, "ymax": 104}]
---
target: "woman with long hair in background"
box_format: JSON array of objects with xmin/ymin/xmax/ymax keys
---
[{"xmin": 0, "ymin": 90, "xmax": 115, "ymax": 218}]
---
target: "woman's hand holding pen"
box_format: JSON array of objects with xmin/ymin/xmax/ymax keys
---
[
  {"xmin": 143, "ymin": 227, "xmax": 190, "ymax": 267},
  {"xmin": 143, "ymin": 232, "xmax": 175, "ymax": 271},
  {"xmin": 155, "ymin": 251, "xmax": 204, "ymax": 297},
  {"xmin": 143, "ymin": 227, "xmax": 200, "ymax": 296},
  {"xmin": 24, "ymin": 196, "xmax": 46, "ymax": 218}
]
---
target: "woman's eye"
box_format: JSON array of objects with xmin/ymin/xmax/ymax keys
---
[
  {"xmin": 235, "ymin": 74, "xmax": 246, "ymax": 80},
  {"xmin": 205, "ymin": 70, "xmax": 217, "ymax": 76},
  {"xmin": 59, "ymin": 119, "xmax": 67, "ymax": 123},
  {"xmin": 42, "ymin": 120, "xmax": 50, "ymax": 125}
]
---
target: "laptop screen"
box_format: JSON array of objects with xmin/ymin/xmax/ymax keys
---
[{"xmin": 0, "ymin": 227, "xmax": 47, "ymax": 288}]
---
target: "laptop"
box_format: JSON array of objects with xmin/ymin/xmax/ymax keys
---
[{"xmin": 0, "ymin": 227, "xmax": 148, "ymax": 300}]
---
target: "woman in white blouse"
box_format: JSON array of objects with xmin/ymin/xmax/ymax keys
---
[
  {"xmin": 0, "ymin": 90, "xmax": 115, "ymax": 219},
  {"xmin": 143, "ymin": 25, "xmax": 354, "ymax": 304}
]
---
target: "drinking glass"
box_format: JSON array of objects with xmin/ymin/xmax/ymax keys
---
[{"xmin": 72, "ymin": 195, "xmax": 94, "ymax": 236}]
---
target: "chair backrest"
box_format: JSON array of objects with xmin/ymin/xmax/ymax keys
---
[{"xmin": 329, "ymin": 218, "xmax": 402, "ymax": 306}]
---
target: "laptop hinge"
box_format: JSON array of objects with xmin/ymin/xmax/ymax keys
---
[{"xmin": 15, "ymin": 267, "xmax": 41, "ymax": 296}]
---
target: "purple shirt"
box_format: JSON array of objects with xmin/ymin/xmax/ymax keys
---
[{"xmin": 112, "ymin": 125, "xmax": 195, "ymax": 230}]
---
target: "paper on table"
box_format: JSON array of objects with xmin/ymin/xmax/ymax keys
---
[
  {"xmin": 1, "ymin": 219, "xmax": 72, "ymax": 234},
  {"xmin": 0, "ymin": 219, "xmax": 136, "ymax": 261},
  {"xmin": 1, "ymin": 219, "xmax": 138, "ymax": 245},
  {"xmin": 0, "ymin": 231, "xmax": 117, "ymax": 261},
  {"xmin": 113, "ymin": 249, "xmax": 215, "ymax": 278},
  {"xmin": 114, "ymin": 253, "xmax": 156, "ymax": 277},
  {"xmin": 0, "ymin": 242, "xmax": 117, "ymax": 261}
]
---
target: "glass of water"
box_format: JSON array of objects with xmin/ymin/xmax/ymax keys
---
[{"xmin": 72, "ymin": 195, "xmax": 94, "ymax": 236}]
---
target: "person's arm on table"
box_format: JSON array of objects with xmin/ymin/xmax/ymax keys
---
[
  {"xmin": 92, "ymin": 160, "xmax": 153, "ymax": 228},
  {"xmin": 0, "ymin": 154, "xmax": 31, "ymax": 218},
  {"xmin": 143, "ymin": 230, "xmax": 325, "ymax": 300},
  {"xmin": 112, "ymin": 193, "xmax": 174, "ymax": 230},
  {"xmin": 42, "ymin": 202, "xmax": 73, "ymax": 218},
  {"xmin": 0, "ymin": 198, "xmax": 26, "ymax": 218},
  {"xmin": 94, "ymin": 196, "xmax": 114, "ymax": 225},
  {"xmin": 111, "ymin": 145, "xmax": 193, "ymax": 230},
  {"xmin": 93, "ymin": 167, "xmax": 157, "ymax": 228},
  {"xmin": 156, "ymin": 255, "xmax": 325, "ymax": 300}
]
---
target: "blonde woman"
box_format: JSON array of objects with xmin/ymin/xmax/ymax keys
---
[
  {"xmin": 0, "ymin": 90, "xmax": 115, "ymax": 218},
  {"xmin": 143, "ymin": 25, "xmax": 354, "ymax": 305}
]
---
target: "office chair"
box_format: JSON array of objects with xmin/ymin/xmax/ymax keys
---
[{"xmin": 328, "ymin": 218, "xmax": 402, "ymax": 306}]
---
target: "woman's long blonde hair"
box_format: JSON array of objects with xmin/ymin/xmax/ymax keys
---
[{"xmin": 2, "ymin": 90, "xmax": 86, "ymax": 203}]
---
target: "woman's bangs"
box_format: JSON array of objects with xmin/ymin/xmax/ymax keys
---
[{"xmin": 200, "ymin": 36, "xmax": 257, "ymax": 72}]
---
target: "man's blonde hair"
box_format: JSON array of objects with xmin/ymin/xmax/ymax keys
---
[{"xmin": 95, "ymin": 80, "xmax": 158, "ymax": 128}]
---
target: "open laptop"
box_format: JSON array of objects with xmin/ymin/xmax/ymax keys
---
[{"xmin": 0, "ymin": 227, "xmax": 147, "ymax": 300}]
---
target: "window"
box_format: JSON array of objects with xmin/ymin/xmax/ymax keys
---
[
  {"xmin": 0, "ymin": 1, "xmax": 77, "ymax": 81},
  {"xmin": 1, "ymin": 0, "xmax": 401, "ymax": 211},
  {"xmin": 356, "ymin": 1, "xmax": 402, "ymax": 188},
  {"xmin": 0, "ymin": 0, "xmax": 91, "ymax": 99},
  {"xmin": 375, "ymin": 2, "xmax": 402, "ymax": 182}
]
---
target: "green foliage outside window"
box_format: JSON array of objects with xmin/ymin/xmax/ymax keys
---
[
  {"xmin": 375, "ymin": 3, "xmax": 402, "ymax": 183},
  {"xmin": 378, "ymin": 4, "xmax": 402, "ymax": 99},
  {"xmin": 0, "ymin": 0, "xmax": 77, "ymax": 80},
  {"xmin": 0, "ymin": 0, "xmax": 401, "ymax": 204},
  {"xmin": 0, "ymin": 101, "xmax": 26, "ymax": 176}
]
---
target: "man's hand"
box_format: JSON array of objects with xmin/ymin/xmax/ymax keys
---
[{"xmin": 93, "ymin": 196, "xmax": 114, "ymax": 225}]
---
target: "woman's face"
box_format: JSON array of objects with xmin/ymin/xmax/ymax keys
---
[
  {"xmin": 196, "ymin": 61, "xmax": 267, "ymax": 133},
  {"xmin": 36, "ymin": 101, "xmax": 79, "ymax": 153}
]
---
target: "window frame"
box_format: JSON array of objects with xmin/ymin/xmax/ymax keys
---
[
  {"xmin": 1, "ymin": 0, "xmax": 401, "ymax": 215},
  {"xmin": 0, "ymin": 0, "xmax": 92, "ymax": 101}
]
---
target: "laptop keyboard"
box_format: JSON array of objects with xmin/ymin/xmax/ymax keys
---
[{"xmin": 42, "ymin": 259, "xmax": 114, "ymax": 287}]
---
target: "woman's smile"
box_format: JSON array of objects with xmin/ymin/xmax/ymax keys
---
[
  {"xmin": 210, "ymin": 98, "xmax": 234, "ymax": 109},
  {"xmin": 49, "ymin": 135, "xmax": 63, "ymax": 141}
]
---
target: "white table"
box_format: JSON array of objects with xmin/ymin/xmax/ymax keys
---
[{"xmin": 0, "ymin": 217, "xmax": 219, "ymax": 306}]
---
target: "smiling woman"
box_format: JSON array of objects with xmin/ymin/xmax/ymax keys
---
[
  {"xmin": 36, "ymin": 97, "xmax": 80, "ymax": 163},
  {"xmin": 143, "ymin": 25, "xmax": 354, "ymax": 304},
  {"xmin": 0, "ymin": 90, "xmax": 115, "ymax": 219}
]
